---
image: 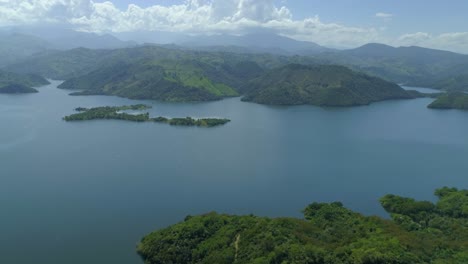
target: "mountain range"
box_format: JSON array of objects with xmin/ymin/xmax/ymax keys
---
[{"xmin": 1, "ymin": 29, "xmax": 468, "ymax": 102}]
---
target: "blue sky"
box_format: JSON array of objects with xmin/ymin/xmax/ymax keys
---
[
  {"xmin": 287, "ymin": 0, "xmax": 468, "ymax": 36},
  {"xmin": 107, "ymin": 0, "xmax": 468, "ymax": 36},
  {"xmin": 1, "ymin": 0, "xmax": 467, "ymax": 52}
]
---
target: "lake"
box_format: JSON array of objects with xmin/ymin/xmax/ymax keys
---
[{"xmin": 1, "ymin": 81, "xmax": 467, "ymax": 264}]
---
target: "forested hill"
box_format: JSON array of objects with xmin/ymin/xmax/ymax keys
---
[
  {"xmin": 0, "ymin": 70, "xmax": 49, "ymax": 93},
  {"xmin": 242, "ymin": 64, "xmax": 419, "ymax": 106},
  {"xmin": 314, "ymin": 43, "xmax": 468, "ymax": 91},
  {"xmin": 428, "ymin": 92, "xmax": 468, "ymax": 110},
  {"xmin": 57, "ymin": 56, "xmax": 266, "ymax": 102},
  {"xmin": 138, "ymin": 187, "xmax": 468, "ymax": 264},
  {"xmin": 5, "ymin": 45, "xmax": 305, "ymax": 81}
]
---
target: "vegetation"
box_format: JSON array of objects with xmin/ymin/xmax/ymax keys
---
[
  {"xmin": 313, "ymin": 44, "xmax": 468, "ymax": 92},
  {"xmin": 138, "ymin": 187, "xmax": 468, "ymax": 264},
  {"xmin": 6, "ymin": 46, "xmax": 275, "ymax": 101},
  {"xmin": 0, "ymin": 70, "xmax": 49, "ymax": 94},
  {"xmin": 0, "ymin": 83, "xmax": 38, "ymax": 93},
  {"xmin": 432, "ymin": 73, "xmax": 468, "ymax": 92},
  {"xmin": 63, "ymin": 105, "xmax": 230, "ymax": 127},
  {"xmin": 242, "ymin": 64, "xmax": 422, "ymax": 106},
  {"xmin": 428, "ymin": 92, "xmax": 468, "ymax": 110},
  {"xmin": 6, "ymin": 42, "xmax": 468, "ymax": 102}
]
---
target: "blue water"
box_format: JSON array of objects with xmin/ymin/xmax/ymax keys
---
[{"xmin": 1, "ymin": 82, "xmax": 467, "ymax": 264}]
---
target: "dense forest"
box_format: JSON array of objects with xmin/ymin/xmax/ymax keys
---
[
  {"xmin": 6, "ymin": 43, "xmax": 468, "ymax": 94},
  {"xmin": 241, "ymin": 64, "xmax": 423, "ymax": 106},
  {"xmin": 63, "ymin": 105, "xmax": 230, "ymax": 127},
  {"xmin": 138, "ymin": 187, "xmax": 468, "ymax": 264}
]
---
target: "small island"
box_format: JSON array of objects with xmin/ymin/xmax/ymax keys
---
[
  {"xmin": 428, "ymin": 92, "xmax": 468, "ymax": 110},
  {"xmin": 63, "ymin": 105, "xmax": 230, "ymax": 127},
  {"xmin": 138, "ymin": 187, "xmax": 468, "ymax": 264}
]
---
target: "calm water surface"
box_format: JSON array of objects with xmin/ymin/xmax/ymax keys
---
[{"xmin": 1, "ymin": 82, "xmax": 467, "ymax": 264}]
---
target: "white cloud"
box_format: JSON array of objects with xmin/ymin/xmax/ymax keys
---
[
  {"xmin": 0, "ymin": 0, "xmax": 379, "ymax": 48},
  {"xmin": 0, "ymin": 0, "xmax": 466, "ymax": 52},
  {"xmin": 375, "ymin": 12, "xmax": 393, "ymax": 18}
]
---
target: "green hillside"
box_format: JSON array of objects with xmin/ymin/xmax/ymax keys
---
[
  {"xmin": 242, "ymin": 64, "xmax": 418, "ymax": 106},
  {"xmin": 314, "ymin": 44, "xmax": 468, "ymax": 91},
  {"xmin": 57, "ymin": 59, "xmax": 249, "ymax": 101},
  {"xmin": 432, "ymin": 73, "xmax": 468, "ymax": 92},
  {"xmin": 0, "ymin": 83, "xmax": 38, "ymax": 94},
  {"xmin": 0, "ymin": 70, "xmax": 49, "ymax": 93},
  {"xmin": 428, "ymin": 92, "xmax": 468, "ymax": 110},
  {"xmin": 138, "ymin": 187, "xmax": 468, "ymax": 264},
  {"xmin": 5, "ymin": 46, "xmax": 284, "ymax": 81}
]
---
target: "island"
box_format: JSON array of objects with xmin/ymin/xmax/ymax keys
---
[
  {"xmin": 63, "ymin": 105, "xmax": 230, "ymax": 127},
  {"xmin": 0, "ymin": 70, "xmax": 49, "ymax": 94},
  {"xmin": 137, "ymin": 187, "xmax": 468, "ymax": 264},
  {"xmin": 428, "ymin": 92, "xmax": 468, "ymax": 110},
  {"xmin": 241, "ymin": 64, "xmax": 427, "ymax": 107}
]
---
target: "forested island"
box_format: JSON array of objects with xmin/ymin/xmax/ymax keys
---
[
  {"xmin": 0, "ymin": 70, "xmax": 49, "ymax": 94},
  {"xmin": 428, "ymin": 92, "xmax": 468, "ymax": 110},
  {"xmin": 63, "ymin": 105, "xmax": 230, "ymax": 127},
  {"xmin": 138, "ymin": 187, "xmax": 468, "ymax": 264}
]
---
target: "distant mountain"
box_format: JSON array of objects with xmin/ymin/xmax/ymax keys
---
[
  {"xmin": 180, "ymin": 33, "xmax": 332, "ymax": 55},
  {"xmin": 114, "ymin": 31, "xmax": 331, "ymax": 55},
  {"xmin": 0, "ymin": 70, "xmax": 50, "ymax": 93},
  {"xmin": 4, "ymin": 26, "xmax": 135, "ymax": 50},
  {"xmin": 5, "ymin": 48, "xmax": 114, "ymax": 80},
  {"xmin": 242, "ymin": 64, "xmax": 418, "ymax": 106},
  {"xmin": 314, "ymin": 43, "xmax": 468, "ymax": 90},
  {"xmin": 0, "ymin": 33, "xmax": 52, "ymax": 67},
  {"xmin": 5, "ymin": 45, "xmax": 310, "ymax": 81}
]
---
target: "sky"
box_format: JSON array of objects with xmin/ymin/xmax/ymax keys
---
[{"xmin": 1, "ymin": 0, "xmax": 467, "ymax": 53}]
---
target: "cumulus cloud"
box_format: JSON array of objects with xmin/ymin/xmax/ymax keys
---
[
  {"xmin": 0, "ymin": 0, "xmax": 466, "ymax": 52},
  {"xmin": 0, "ymin": 0, "xmax": 379, "ymax": 47}
]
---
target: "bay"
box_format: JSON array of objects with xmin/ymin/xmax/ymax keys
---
[{"xmin": 1, "ymin": 81, "xmax": 467, "ymax": 264}]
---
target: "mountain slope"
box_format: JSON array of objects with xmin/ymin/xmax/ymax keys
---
[
  {"xmin": 5, "ymin": 45, "xmax": 284, "ymax": 81},
  {"xmin": 428, "ymin": 92, "xmax": 468, "ymax": 110},
  {"xmin": 9, "ymin": 26, "xmax": 135, "ymax": 50},
  {"xmin": 57, "ymin": 55, "xmax": 266, "ymax": 101},
  {"xmin": 432, "ymin": 72, "xmax": 468, "ymax": 91},
  {"xmin": 242, "ymin": 64, "xmax": 417, "ymax": 106},
  {"xmin": 0, "ymin": 33, "xmax": 52, "ymax": 67},
  {"xmin": 113, "ymin": 31, "xmax": 331, "ymax": 55},
  {"xmin": 0, "ymin": 70, "xmax": 49, "ymax": 93},
  {"xmin": 314, "ymin": 43, "xmax": 468, "ymax": 89}
]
